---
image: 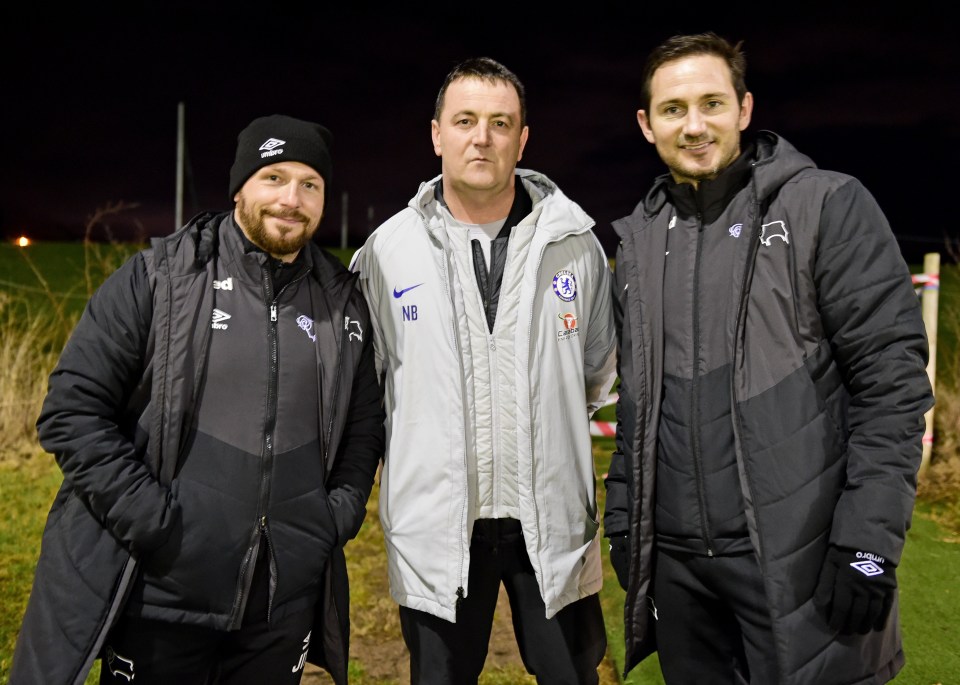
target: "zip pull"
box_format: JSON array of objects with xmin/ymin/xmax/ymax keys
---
[
  {"xmin": 260, "ymin": 516, "xmax": 267, "ymax": 530},
  {"xmin": 455, "ymin": 587, "xmax": 465, "ymax": 611},
  {"xmin": 270, "ymin": 304, "xmax": 278, "ymax": 322}
]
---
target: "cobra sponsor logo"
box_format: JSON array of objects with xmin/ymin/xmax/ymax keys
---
[{"xmin": 557, "ymin": 312, "xmax": 579, "ymax": 341}]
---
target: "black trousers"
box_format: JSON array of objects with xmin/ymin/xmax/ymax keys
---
[
  {"xmin": 653, "ymin": 548, "xmax": 779, "ymax": 684},
  {"xmin": 399, "ymin": 518, "xmax": 606, "ymax": 685},
  {"xmin": 100, "ymin": 545, "xmax": 315, "ymax": 685}
]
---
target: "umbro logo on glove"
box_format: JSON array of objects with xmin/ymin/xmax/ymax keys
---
[
  {"xmin": 849, "ymin": 551, "xmax": 886, "ymax": 577},
  {"xmin": 814, "ymin": 546, "xmax": 897, "ymax": 635}
]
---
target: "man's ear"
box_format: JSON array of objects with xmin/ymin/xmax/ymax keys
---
[
  {"xmin": 517, "ymin": 125, "xmax": 529, "ymax": 162},
  {"xmin": 739, "ymin": 92, "xmax": 754, "ymax": 132},
  {"xmin": 431, "ymin": 120, "xmax": 442, "ymax": 157},
  {"xmin": 637, "ymin": 110, "xmax": 655, "ymax": 144}
]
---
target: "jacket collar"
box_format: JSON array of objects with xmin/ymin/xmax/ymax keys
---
[{"xmin": 666, "ymin": 140, "xmax": 756, "ymax": 224}]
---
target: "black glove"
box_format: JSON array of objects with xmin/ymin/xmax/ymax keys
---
[
  {"xmin": 608, "ymin": 535, "xmax": 630, "ymax": 591},
  {"xmin": 813, "ymin": 545, "xmax": 897, "ymax": 635}
]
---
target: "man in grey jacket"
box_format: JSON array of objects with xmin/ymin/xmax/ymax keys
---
[
  {"xmin": 603, "ymin": 32, "xmax": 934, "ymax": 684},
  {"xmin": 352, "ymin": 57, "xmax": 617, "ymax": 684},
  {"xmin": 11, "ymin": 114, "xmax": 384, "ymax": 685}
]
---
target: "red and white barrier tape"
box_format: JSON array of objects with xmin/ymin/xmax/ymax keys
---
[
  {"xmin": 590, "ymin": 421, "xmax": 617, "ymax": 437},
  {"xmin": 911, "ymin": 273, "xmax": 940, "ymax": 289}
]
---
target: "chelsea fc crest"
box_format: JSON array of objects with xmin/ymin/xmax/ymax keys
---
[{"xmin": 552, "ymin": 270, "xmax": 577, "ymax": 302}]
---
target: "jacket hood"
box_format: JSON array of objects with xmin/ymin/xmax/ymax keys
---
[
  {"xmin": 179, "ymin": 210, "xmax": 356, "ymax": 295},
  {"xmin": 409, "ymin": 168, "xmax": 594, "ymax": 240},
  {"xmin": 613, "ymin": 130, "xmax": 817, "ymax": 241},
  {"xmin": 176, "ymin": 210, "xmax": 225, "ymax": 266}
]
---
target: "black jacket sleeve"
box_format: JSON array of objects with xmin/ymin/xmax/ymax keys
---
[
  {"xmin": 36, "ymin": 252, "xmax": 180, "ymax": 554},
  {"xmin": 603, "ymin": 241, "xmax": 632, "ymax": 538},
  {"xmin": 814, "ymin": 179, "xmax": 934, "ymax": 564}
]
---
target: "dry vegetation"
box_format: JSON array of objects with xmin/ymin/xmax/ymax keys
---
[
  {"xmin": 0, "ymin": 295, "xmax": 59, "ymax": 463},
  {"xmin": 916, "ymin": 256, "xmax": 960, "ymax": 535},
  {"xmin": 0, "ymin": 203, "xmax": 141, "ymax": 466}
]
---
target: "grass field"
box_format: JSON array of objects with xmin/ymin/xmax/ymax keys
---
[
  {"xmin": 1, "ymin": 240, "xmax": 958, "ymax": 683},
  {"xmin": 3, "ymin": 440, "xmax": 958, "ymax": 683}
]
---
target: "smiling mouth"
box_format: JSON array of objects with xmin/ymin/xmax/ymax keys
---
[{"xmin": 265, "ymin": 210, "xmax": 306, "ymax": 224}]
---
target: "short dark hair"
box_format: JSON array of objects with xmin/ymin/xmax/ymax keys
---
[
  {"xmin": 640, "ymin": 32, "xmax": 747, "ymax": 113},
  {"xmin": 434, "ymin": 57, "xmax": 527, "ymax": 127}
]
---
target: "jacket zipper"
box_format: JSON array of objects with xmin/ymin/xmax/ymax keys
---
[
  {"xmin": 323, "ymin": 310, "xmax": 344, "ymax": 474},
  {"xmin": 523, "ymin": 236, "xmax": 563, "ymax": 588},
  {"xmin": 691, "ymin": 212, "xmax": 715, "ymax": 557},
  {"xmin": 474, "ymin": 242, "xmax": 503, "ymax": 517},
  {"xmin": 490, "ymin": 333, "xmax": 501, "ymax": 516},
  {"xmin": 731, "ymin": 178, "xmax": 764, "ymax": 560},
  {"xmin": 229, "ymin": 265, "xmax": 308, "ymax": 627},
  {"xmin": 437, "ymin": 238, "xmax": 470, "ymax": 607}
]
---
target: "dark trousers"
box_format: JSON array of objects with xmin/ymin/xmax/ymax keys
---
[
  {"xmin": 399, "ymin": 518, "xmax": 606, "ymax": 685},
  {"xmin": 653, "ymin": 548, "xmax": 779, "ymax": 684},
  {"xmin": 100, "ymin": 546, "xmax": 315, "ymax": 685}
]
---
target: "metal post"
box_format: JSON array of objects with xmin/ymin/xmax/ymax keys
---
[
  {"xmin": 175, "ymin": 102, "xmax": 185, "ymax": 231},
  {"xmin": 340, "ymin": 191, "xmax": 349, "ymax": 250}
]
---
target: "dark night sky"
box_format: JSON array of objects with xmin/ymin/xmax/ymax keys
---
[{"xmin": 1, "ymin": 5, "xmax": 956, "ymax": 263}]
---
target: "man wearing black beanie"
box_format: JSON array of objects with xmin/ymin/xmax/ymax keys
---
[
  {"xmin": 11, "ymin": 114, "xmax": 384, "ymax": 685},
  {"xmin": 229, "ymin": 114, "xmax": 334, "ymax": 262}
]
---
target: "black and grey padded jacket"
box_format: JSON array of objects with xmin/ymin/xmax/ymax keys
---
[
  {"xmin": 11, "ymin": 212, "xmax": 383, "ymax": 685},
  {"xmin": 603, "ymin": 132, "xmax": 933, "ymax": 684}
]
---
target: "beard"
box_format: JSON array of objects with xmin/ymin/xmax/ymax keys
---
[
  {"xmin": 669, "ymin": 162, "xmax": 719, "ymax": 184},
  {"xmin": 235, "ymin": 193, "xmax": 320, "ymax": 258},
  {"xmin": 667, "ymin": 134, "xmax": 741, "ymax": 185}
]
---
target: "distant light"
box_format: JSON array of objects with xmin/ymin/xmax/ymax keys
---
[{"xmin": 16, "ymin": 236, "xmax": 31, "ymax": 247}]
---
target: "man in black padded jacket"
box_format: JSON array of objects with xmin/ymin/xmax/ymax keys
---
[
  {"xmin": 11, "ymin": 114, "xmax": 384, "ymax": 685},
  {"xmin": 603, "ymin": 32, "xmax": 934, "ymax": 684}
]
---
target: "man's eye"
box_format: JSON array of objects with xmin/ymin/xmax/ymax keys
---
[{"xmin": 663, "ymin": 106, "xmax": 681, "ymax": 116}]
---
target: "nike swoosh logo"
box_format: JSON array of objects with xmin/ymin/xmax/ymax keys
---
[{"xmin": 393, "ymin": 283, "xmax": 424, "ymax": 299}]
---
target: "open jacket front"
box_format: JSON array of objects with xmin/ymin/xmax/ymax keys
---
[{"xmin": 353, "ymin": 169, "xmax": 617, "ymax": 622}]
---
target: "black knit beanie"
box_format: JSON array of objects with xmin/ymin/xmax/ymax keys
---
[{"xmin": 228, "ymin": 114, "xmax": 333, "ymax": 199}]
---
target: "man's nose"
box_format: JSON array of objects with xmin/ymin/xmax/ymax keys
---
[
  {"xmin": 279, "ymin": 182, "xmax": 301, "ymax": 206},
  {"xmin": 473, "ymin": 124, "xmax": 491, "ymax": 146},
  {"xmin": 683, "ymin": 110, "xmax": 707, "ymax": 138}
]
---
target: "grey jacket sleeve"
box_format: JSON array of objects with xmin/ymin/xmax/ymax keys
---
[{"xmin": 583, "ymin": 234, "xmax": 618, "ymax": 417}]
